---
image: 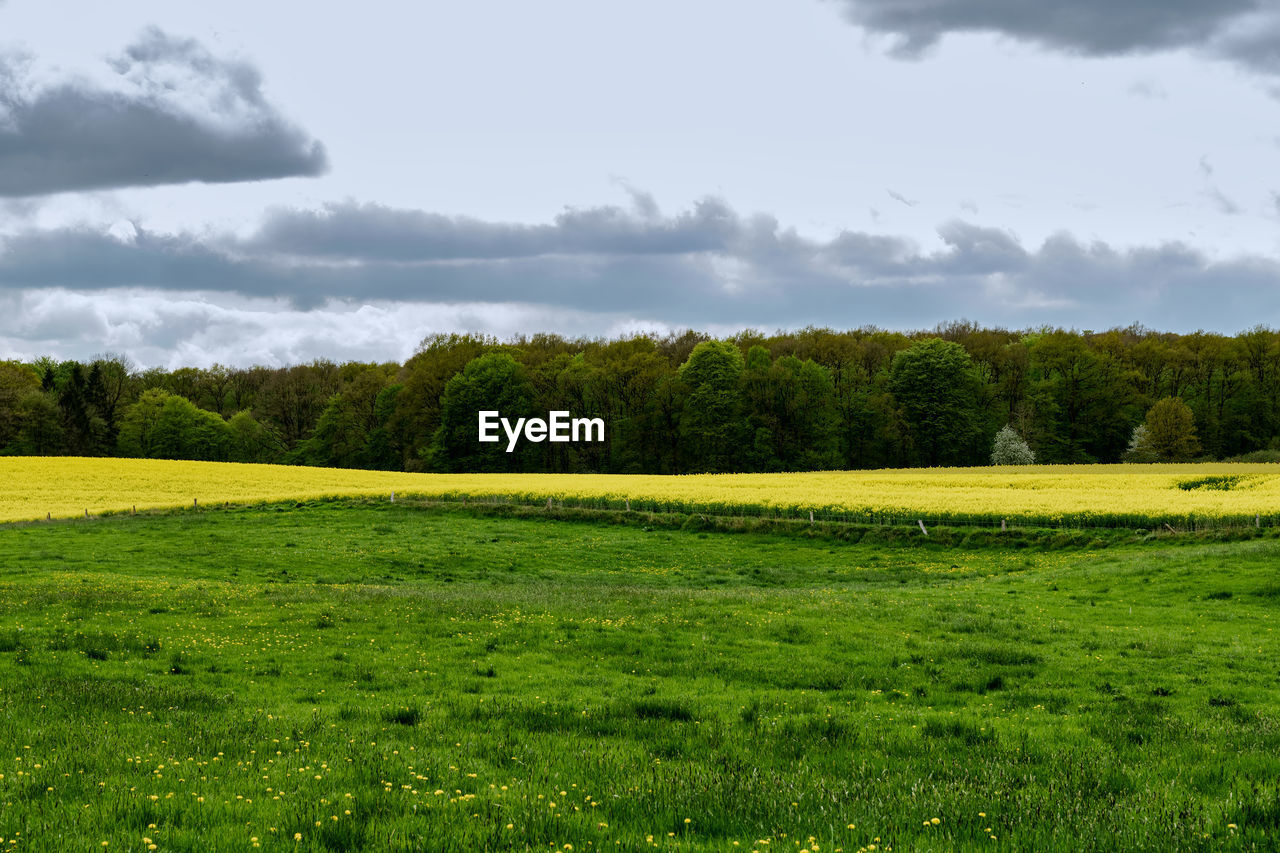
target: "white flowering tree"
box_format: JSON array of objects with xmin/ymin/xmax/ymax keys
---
[
  {"xmin": 1123, "ymin": 423, "xmax": 1158, "ymax": 463},
  {"xmin": 990, "ymin": 425, "xmax": 1035, "ymax": 465}
]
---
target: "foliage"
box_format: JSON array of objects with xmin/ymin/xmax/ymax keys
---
[
  {"xmin": 431, "ymin": 353, "xmax": 537, "ymax": 472},
  {"xmin": 678, "ymin": 341, "xmax": 747, "ymax": 472},
  {"xmin": 228, "ymin": 410, "xmax": 282, "ymax": 463},
  {"xmin": 889, "ymin": 338, "xmax": 986, "ymax": 466},
  {"xmin": 117, "ymin": 389, "xmax": 232, "ymax": 461},
  {"xmin": 1144, "ymin": 397, "xmax": 1201, "ymax": 462},
  {"xmin": 7, "ymin": 324, "xmax": 1280, "ymax": 471}
]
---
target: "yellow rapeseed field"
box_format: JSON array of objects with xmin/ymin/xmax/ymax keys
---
[{"xmin": 6, "ymin": 457, "xmax": 1280, "ymax": 528}]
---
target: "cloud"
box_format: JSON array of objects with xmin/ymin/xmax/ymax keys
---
[
  {"xmin": 831, "ymin": 0, "xmax": 1280, "ymax": 76},
  {"xmin": 1127, "ymin": 80, "xmax": 1168, "ymax": 99},
  {"xmin": 886, "ymin": 189, "xmax": 918, "ymax": 207},
  {"xmin": 0, "ymin": 290, "xmax": 677, "ymax": 369},
  {"xmin": 0, "ymin": 28, "xmax": 327, "ymax": 197},
  {"xmin": 3, "ymin": 192, "xmax": 1280, "ymax": 364},
  {"xmin": 1203, "ymin": 186, "xmax": 1242, "ymax": 215},
  {"xmin": 247, "ymin": 195, "xmax": 739, "ymax": 261}
]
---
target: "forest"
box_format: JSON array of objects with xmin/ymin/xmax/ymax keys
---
[{"xmin": 4, "ymin": 322, "xmax": 1280, "ymax": 473}]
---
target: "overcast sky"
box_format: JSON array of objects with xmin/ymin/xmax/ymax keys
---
[{"xmin": 3, "ymin": 0, "xmax": 1280, "ymax": 367}]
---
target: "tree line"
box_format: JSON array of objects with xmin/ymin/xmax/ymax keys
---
[{"xmin": 4, "ymin": 322, "xmax": 1279, "ymax": 472}]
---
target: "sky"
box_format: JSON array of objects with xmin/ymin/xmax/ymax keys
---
[{"xmin": 2, "ymin": 0, "xmax": 1280, "ymax": 367}]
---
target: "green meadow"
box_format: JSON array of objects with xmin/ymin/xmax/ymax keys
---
[{"xmin": 0, "ymin": 502, "xmax": 1277, "ymax": 851}]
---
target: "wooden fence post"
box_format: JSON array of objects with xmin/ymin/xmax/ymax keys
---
[{"xmin": 917, "ymin": 519, "xmax": 928, "ymax": 536}]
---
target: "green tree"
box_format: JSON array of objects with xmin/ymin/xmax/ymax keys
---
[
  {"xmin": 119, "ymin": 390, "xmax": 231, "ymax": 460},
  {"xmin": 740, "ymin": 348, "xmax": 840, "ymax": 471},
  {"xmin": 13, "ymin": 391, "xmax": 64, "ymax": 455},
  {"xmin": 228, "ymin": 410, "xmax": 282, "ymax": 463},
  {"xmin": 117, "ymin": 389, "xmax": 171, "ymax": 458},
  {"xmin": 0, "ymin": 362, "xmax": 40, "ymax": 451},
  {"xmin": 430, "ymin": 353, "xmax": 537, "ymax": 472},
  {"xmin": 388, "ymin": 334, "xmax": 493, "ymax": 470},
  {"xmin": 1026, "ymin": 332, "xmax": 1134, "ymax": 463},
  {"xmin": 889, "ymin": 338, "xmax": 984, "ymax": 466},
  {"xmin": 295, "ymin": 367, "xmax": 395, "ymax": 468},
  {"xmin": 1143, "ymin": 397, "xmax": 1200, "ymax": 461},
  {"xmin": 677, "ymin": 341, "xmax": 746, "ymax": 473}
]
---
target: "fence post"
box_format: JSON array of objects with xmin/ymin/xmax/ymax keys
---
[
  {"xmin": 546, "ymin": 497, "xmax": 552, "ymax": 510},
  {"xmin": 626, "ymin": 499, "xmax": 631, "ymax": 512},
  {"xmin": 809, "ymin": 510, "xmax": 814, "ymax": 524},
  {"xmin": 1001, "ymin": 518, "xmax": 1006, "ymax": 531},
  {"xmin": 1256, "ymin": 514, "xmax": 1260, "ymax": 529},
  {"xmin": 917, "ymin": 519, "xmax": 928, "ymax": 536},
  {"xmin": 390, "ymin": 491, "xmax": 395, "ymax": 503}
]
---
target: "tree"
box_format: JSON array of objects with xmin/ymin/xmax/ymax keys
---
[
  {"xmin": 118, "ymin": 390, "xmax": 231, "ymax": 460},
  {"xmin": 430, "ymin": 353, "xmax": 537, "ymax": 472},
  {"xmin": 1123, "ymin": 424, "xmax": 1158, "ymax": 463},
  {"xmin": 388, "ymin": 334, "xmax": 493, "ymax": 470},
  {"xmin": 889, "ymin": 338, "xmax": 984, "ymax": 466},
  {"xmin": 0, "ymin": 362, "xmax": 40, "ymax": 450},
  {"xmin": 990, "ymin": 425, "xmax": 1035, "ymax": 465},
  {"xmin": 295, "ymin": 367, "xmax": 395, "ymax": 468},
  {"xmin": 1025, "ymin": 331, "xmax": 1134, "ymax": 463},
  {"xmin": 228, "ymin": 410, "xmax": 282, "ymax": 463},
  {"xmin": 256, "ymin": 362, "xmax": 340, "ymax": 450},
  {"xmin": 1143, "ymin": 397, "xmax": 1200, "ymax": 461},
  {"xmin": 740, "ymin": 348, "xmax": 840, "ymax": 471},
  {"xmin": 677, "ymin": 341, "xmax": 746, "ymax": 472},
  {"xmin": 117, "ymin": 389, "xmax": 171, "ymax": 458},
  {"xmin": 13, "ymin": 391, "xmax": 64, "ymax": 455}
]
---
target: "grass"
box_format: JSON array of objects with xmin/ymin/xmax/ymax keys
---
[{"xmin": 0, "ymin": 501, "xmax": 1277, "ymax": 851}]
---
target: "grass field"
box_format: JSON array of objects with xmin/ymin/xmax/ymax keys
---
[
  {"xmin": 7, "ymin": 457, "xmax": 1280, "ymax": 528},
  {"xmin": 1, "ymin": 500, "xmax": 1278, "ymax": 851}
]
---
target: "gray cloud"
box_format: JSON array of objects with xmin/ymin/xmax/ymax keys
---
[
  {"xmin": 0, "ymin": 28, "xmax": 327, "ymax": 197},
  {"xmin": 1204, "ymin": 186, "xmax": 1242, "ymax": 215},
  {"xmin": 832, "ymin": 0, "xmax": 1280, "ymax": 75},
  {"xmin": 886, "ymin": 189, "xmax": 918, "ymax": 207},
  {"xmin": 2, "ymin": 194, "xmax": 1280, "ymax": 344}
]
